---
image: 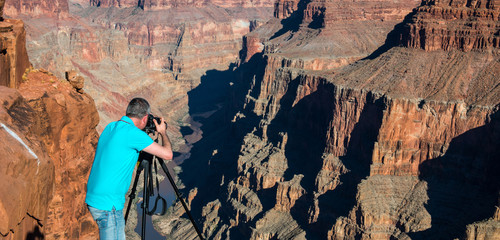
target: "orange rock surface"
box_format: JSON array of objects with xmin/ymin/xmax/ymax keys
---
[
  {"xmin": 0, "ymin": 18, "xmax": 29, "ymax": 89},
  {"xmin": 0, "ymin": 69, "xmax": 99, "ymax": 239}
]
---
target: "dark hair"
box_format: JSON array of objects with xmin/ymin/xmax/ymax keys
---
[{"xmin": 126, "ymin": 98, "xmax": 150, "ymax": 119}]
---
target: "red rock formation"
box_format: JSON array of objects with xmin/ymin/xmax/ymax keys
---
[
  {"xmin": 274, "ymin": 0, "xmax": 300, "ymax": 19},
  {"xmin": 242, "ymin": 0, "xmax": 421, "ymax": 68},
  {"xmin": 0, "ymin": 87, "xmax": 55, "ymax": 240},
  {"xmin": 4, "ymin": 0, "xmax": 69, "ymax": 18},
  {"xmin": 81, "ymin": 5, "xmax": 272, "ymax": 79},
  {"xmin": 90, "ymin": 0, "xmax": 275, "ymax": 10},
  {"xmin": 0, "ymin": 19, "xmax": 30, "ymax": 88},
  {"xmin": 156, "ymin": 0, "xmax": 500, "ymax": 238},
  {"xmin": 402, "ymin": 0, "xmax": 500, "ymax": 51},
  {"xmin": 0, "ymin": 69, "xmax": 99, "ymax": 239},
  {"xmin": 0, "ymin": 0, "xmax": 4, "ymax": 20},
  {"xmin": 10, "ymin": 2, "xmax": 273, "ymax": 134},
  {"xmin": 275, "ymin": 175, "xmax": 305, "ymax": 211}
]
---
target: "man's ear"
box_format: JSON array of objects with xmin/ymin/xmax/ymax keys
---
[{"xmin": 142, "ymin": 115, "xmax": 148, "ymax": 124}]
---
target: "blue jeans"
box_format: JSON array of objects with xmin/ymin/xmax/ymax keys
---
[{"xmin": 88, "ymin": 205, "xmax": 126, "ymax": 240}]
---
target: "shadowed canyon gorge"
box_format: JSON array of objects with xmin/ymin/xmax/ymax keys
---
[{"xmin": 0, "ymin": 0, "xmax": 499, "ymax": 239}]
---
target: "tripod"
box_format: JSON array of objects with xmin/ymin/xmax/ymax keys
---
[{"xmin": 124, "ymin": 149, "xmax": 205, "ymax": 240}]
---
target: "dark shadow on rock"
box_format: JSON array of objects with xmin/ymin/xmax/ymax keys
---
[
  {"xmin": 408, "ymin": 110, "xmax": 500, "ymax": 239},
  {"xmin": 270, "ymin": 0, "xmax": 312, "ymax": 40},
  {"xmin": 174, "ymin": 53, "xmax": 269, "ymax": 237},
  {"xmin": 273, "ymin": 80, "xmax": 336, "ymax": 191},
  {"xmin": 25, "ymin": 226, "xmax": 44, "ymax": 240},
  {"xmin": 302, "ymin": 93, "xmax": 384, "ymax": 239},
  {"xmin": 363, "ymin": 10, "xmax": 417, "ymax": 60},
  {"xmin": 264, "ymin": 77, "xmax": 384, "ymax": 238},
  {"xmin": 307, "ymin": 7, "xmax": 325, "ymax": 29}
]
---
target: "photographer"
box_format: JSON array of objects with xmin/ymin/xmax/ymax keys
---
[{"xmin": 85, "ymin": 98, "xmax": 173, "ymax": 240}]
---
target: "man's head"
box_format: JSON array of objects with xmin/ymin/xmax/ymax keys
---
[{"xmin": 126, "ymin": 98, "xmax": 150, "ymax": 129}]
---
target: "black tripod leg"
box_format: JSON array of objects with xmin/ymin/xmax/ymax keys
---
[
  {"xmin": 142, "ymin": 160, "xmax": 150, "ymax": 240},
  {"xmin": 157, "ymin": 158, "xmax": 205, "ymax": 240},
  {"xmin": 125, "ymin": 162, "xmax": 145, "ymax": 223}
]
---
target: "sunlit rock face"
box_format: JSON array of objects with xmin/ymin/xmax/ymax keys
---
[
  {"xmin": 0, "ymin": 17, "xmax": 30, "ymax": 89},
  {"xmin": 155, "ymin": 0, "xmax": 500, "ymax": 239},
  {"xmin": 242, "ymin": 0, "xmax": 422, "ymax": 69},
  {"xmin": 0, "ymin": 69, "xmax": 99, "ymax": 239},
  {"xmin": 402, "ymin": 0, "xmax": 500, "ymax": 51},
  {"xmin": 4, "ymin": 0, "xmax": 69, "ymax": 18},
  {"xmin": 1, "ymin": 6, "xmax": 99, "ymax": 239},
  {"xmin": 90, "ymin": 0, "xmax": 275, "ymax": 9}
]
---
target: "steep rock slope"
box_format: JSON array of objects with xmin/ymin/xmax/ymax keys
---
[
  {"xmin": 0, "ymin": 13, "xmax": 29, "ymax": 88},
  {"xmin": 0, "ymin": 3, "xmax": 99, "ymax": 239},
  {"xmin": 157, "ymin": 0, "xmax": 500, "ymax": 239},
  {"xmin": 0, "ymin": 70, "xmax": 100, "ymax": 240}
]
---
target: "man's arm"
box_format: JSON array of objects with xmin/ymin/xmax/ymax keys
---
[{"xmin": 142, "ymin": 118, "xmax": 173, "ymax": 160}]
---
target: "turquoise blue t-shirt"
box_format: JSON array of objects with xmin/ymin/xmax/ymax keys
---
[{"xmin": 85, "ymin": 116, "xmax": 154, "ymax": 211}]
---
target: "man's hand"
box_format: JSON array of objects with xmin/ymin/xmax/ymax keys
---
[{"xmin": 153, "ymin": 117, "xmax": 167, "ymax": 134}]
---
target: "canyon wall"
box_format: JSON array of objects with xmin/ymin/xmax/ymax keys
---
[
  {"xmin": 4, "ymin": 0, "xmax": 69, "ymax": 18},
  {"xmin": 242, "ymin": 0, "xmax": 421, "ymax": 68},
  {"xmin": 5, "ymin": 0, "xmax": 273, "ymax": 134},
  {"xmin": 402, "ymin": 0, "xmax": 500, "ymax": 51},
  {"xmin": 157, "ymin": 0, "xmax": 500, "ymax": 239},
  {"xmin": 0, "ymin": 69, "xmax": 100, "ymax": 240},
  {"xmin": 0, "ymin": 14, "xmax": 30, "ymax": 88},
  {"xmin": 0, "ymin": 4, "xmax": 99, "ymax": 239},
  {"xmin": 90, "ymin": 0, "xmax": 275, "ymax": 10}
]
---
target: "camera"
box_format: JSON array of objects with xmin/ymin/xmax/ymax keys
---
[{"xmin": 144, "ymin": 113, "xmax": 164, "ymax": 133}]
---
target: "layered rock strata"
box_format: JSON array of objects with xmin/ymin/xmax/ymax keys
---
[
  {"xmin": 78, "ymin": 5, "xmax": 272, "ymax": 82},
  {"xmin": 402, "ymin": 0, "xmax": 500, "ymax": 51},
  {"xmin": 90, "ymin": 0, "xmax": 275, "ymax": 10},
  {"xmin": 0, "ymin": 16, "xmax": 30, "ymax": 88},
  {"xmin": 4, "ymin": 0, "xmax": 69, "ymax": 18},
  {"xmin": 157, "ymin": 0, "xmax": 500, "ymax": 239},
  {"xmin": 242, "ymin": 0, "xmax": 421, "ymax": 68}
]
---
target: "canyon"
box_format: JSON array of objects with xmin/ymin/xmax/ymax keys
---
[
  {"xmin": 0, "ymin": 0, "xmax": 499, "ymax": 239},
  {"xmin": 154, "ymin": 0, "xmax": 500, "ymax": 239},
  {"xmin": 4, "ymin": 0, "xmax": 274, "ymax": 133}
]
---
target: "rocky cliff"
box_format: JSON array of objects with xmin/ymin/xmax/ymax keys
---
[
  {"xmin": 402, "ymin": 0, "xmax": 500, "ymax": 51},
  {"xmin": 4, "ymin": 0, "xmax": 69, "ymax": 18},
  {"xmin": 156, "ymin": 0, "xmax": 500, "ymax": 239},
  {"xmin": 0, "ymin": 3, "xmax": 99, "ymax": 238},
  {"xmin": 2, "ymin": 0, "xmax": 274, "ymax": 238},
  {"xmin": 0, "ymin": 70, "xmax": 99, "ymax": 239},
  {"xmin": 90, "ymin": 0, "xmax": 275, "ymax": 10},
  {"xmin": 0, "ymin": 13, "xmax": 29, "ymax": 88}
]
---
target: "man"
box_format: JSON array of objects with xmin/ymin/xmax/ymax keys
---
[{"xmin": 85, "ymin": 98, "xmax": 173, "ymax": 240}]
